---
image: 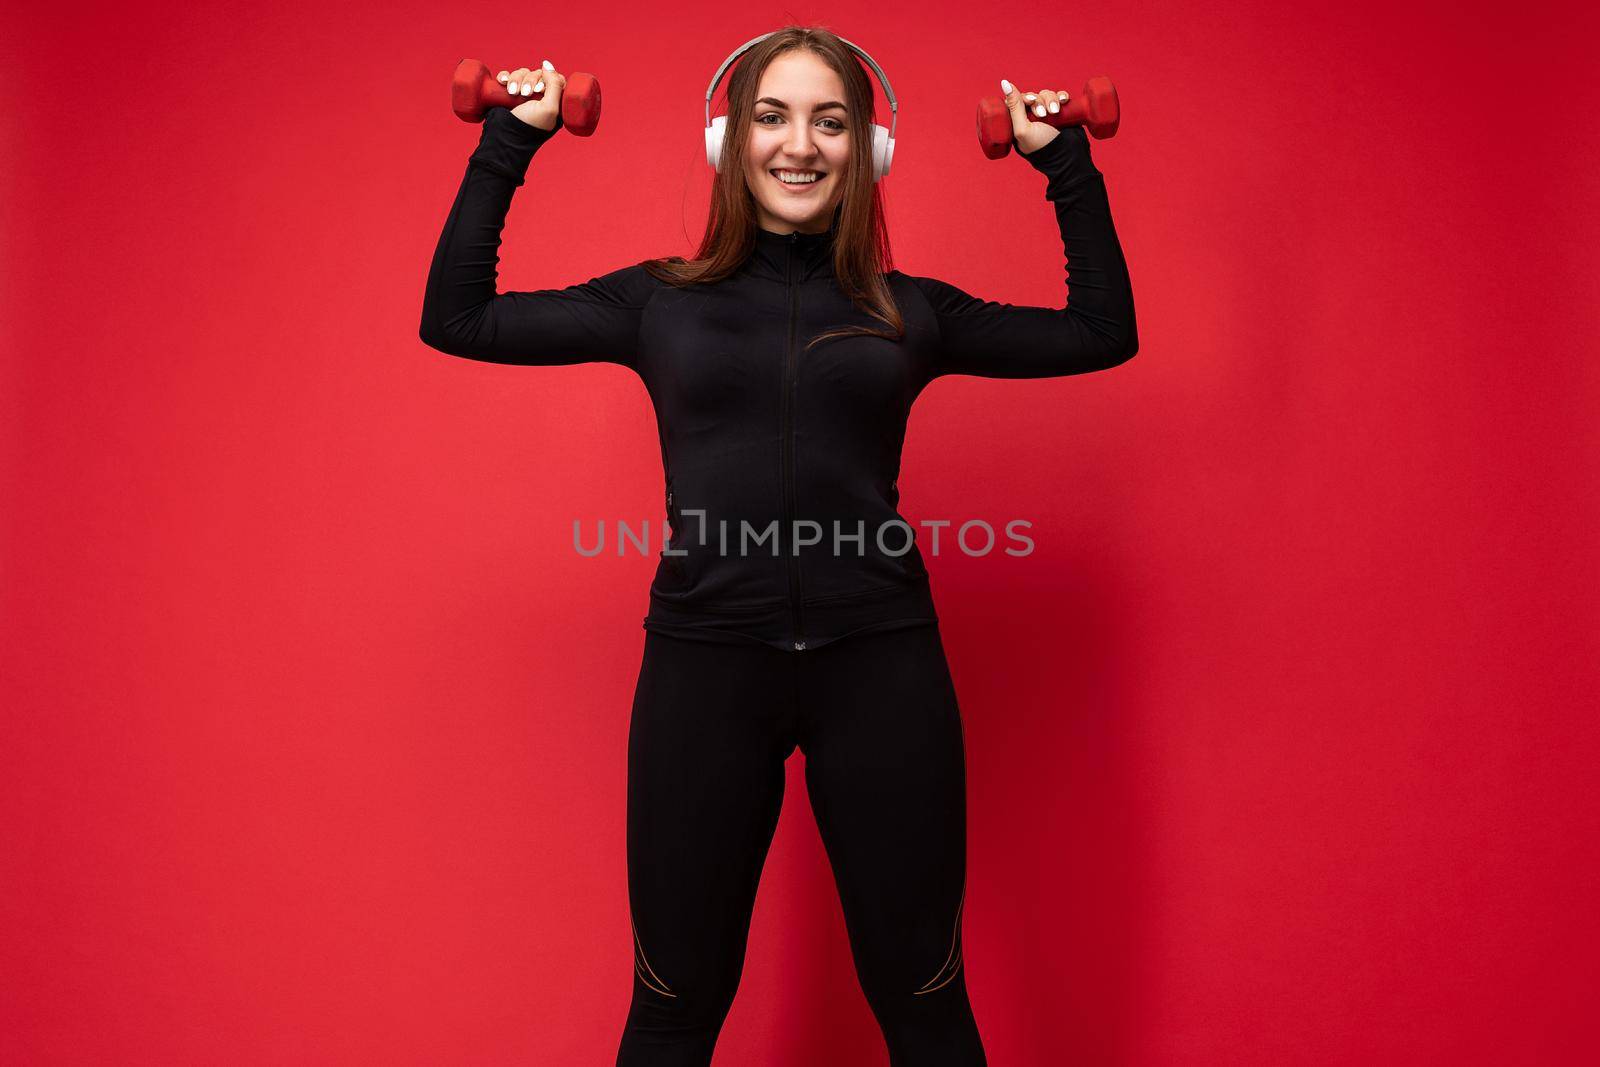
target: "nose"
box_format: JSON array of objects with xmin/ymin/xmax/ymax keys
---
[{"xmin": 784, "ymin": 123, "xmax": 819, "ymax": 160}]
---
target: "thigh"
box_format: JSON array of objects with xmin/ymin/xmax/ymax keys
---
[
  {"xmin": 625, "ymin": 633, "xmax": 795, "ymax": 1003},
  {"xmin": 798, "ymin": 625, "xmax": 970, "ymax": 999}
]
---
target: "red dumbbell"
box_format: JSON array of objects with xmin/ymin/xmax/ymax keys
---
[
  {"xmin": 975, "ymin": 76, "xmax": 1120, "ymax": 159},
  {"xmin": 451, "ymin": 58, "xmax": 603, "ymax": 136}
]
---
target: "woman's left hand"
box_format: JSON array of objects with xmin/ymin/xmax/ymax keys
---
[{"xmin": 1000, "ymin": 79, "xmax": 1069, "ymax": 156}]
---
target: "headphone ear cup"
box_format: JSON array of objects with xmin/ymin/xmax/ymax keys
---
[
  {"xmin": 705, "ymin": 116, "xmax": 727, "ymax": 171},
  {"xmin": 871, "ymin": 123, "xmax": 894, "ymax": 182}
]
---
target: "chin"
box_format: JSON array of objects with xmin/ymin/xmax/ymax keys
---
[
  {"xmin": 773, "ymin": 206, "xmax": 818, "ymax": 226},
  {"xmin": 763, "ymin": 201, "xmax": 835, "ymax": 231}
]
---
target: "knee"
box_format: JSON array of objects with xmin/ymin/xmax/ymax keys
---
[
  {"xmin": 859, "ymin": 959, "xmax": 966, "ymax": 1018},
  {"xmin": 617, "ymin": 977, "xmax": 738, "ymax": 1067},
  {"xmin": 629, "ymin": 968, "xmax": 740, "ymax": 1033},
  {"xmin": 855, "ymin": 929, "xmax": 966, "ymax": 1008},
  {"xmin": 858, "ymin": 972, "xmax": 987, "ymax": 1066}
]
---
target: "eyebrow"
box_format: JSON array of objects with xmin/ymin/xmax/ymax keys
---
[{"xmin": 756, "ymin": 97, "xmax": 848, "ymax": 112}]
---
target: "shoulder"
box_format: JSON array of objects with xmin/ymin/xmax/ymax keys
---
[
  {"xmin": 886, "ymin": 268, "xmax": 939, "ymax": 299},
  {"xmin": 579, "ymin": 260, "xmax": 673, "ymax": 309},
  {"xmin": 887, "ymin": 269, "xmax": 973, "ymax": 313},
  {"xmin": 879, "ymin": 271, "xmax": 954, "ymax": 349}
]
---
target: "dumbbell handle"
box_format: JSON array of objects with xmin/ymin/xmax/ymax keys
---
[
  {"xmin": 976, "ymin": 76, "xmax": 1120, "ymax": 160},
  {"xmin": 451, "ymin": 59, "xmax": 602, "ymax": 137}
]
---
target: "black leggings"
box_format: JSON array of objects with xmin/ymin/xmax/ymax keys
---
[{"xmin": 616, "ymin": 624, "xmax": 987, "ymax": 1066}]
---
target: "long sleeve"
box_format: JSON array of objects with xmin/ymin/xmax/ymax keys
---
[
  {"xmin": 908, "ymin": 124, "xmax": 1137, "ymax": 380},
  {"xmin": 419, "ymin": 106, "xmax": 652, "ymax": 368}
]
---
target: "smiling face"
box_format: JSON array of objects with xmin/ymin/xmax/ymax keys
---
[{"xmin": 742, "ymin": 50, "xmax": 852, "ymax": 236}]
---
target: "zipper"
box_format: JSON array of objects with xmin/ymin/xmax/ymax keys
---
[{"xmin": 781, "ymin": 233, "xmax": 806, "ymax": 651}]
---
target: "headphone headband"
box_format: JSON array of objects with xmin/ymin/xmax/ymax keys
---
[{"xmin": 702, "ymin": 31, "xmax": 899, "ymax": 144}]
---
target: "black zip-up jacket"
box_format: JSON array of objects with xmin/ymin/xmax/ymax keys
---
[{"xmin": 421, "ymin": 106, "xmax": 1136, "ymax": 652}]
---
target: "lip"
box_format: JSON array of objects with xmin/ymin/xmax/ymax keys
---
[{"xmin": 771, "ymin": 169, "xmax": 824, "ymax": 192}]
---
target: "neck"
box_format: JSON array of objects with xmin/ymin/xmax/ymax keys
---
[
  {"xmin": 759, "ymin": 222, "xmax": 830, "ymax": 237},
  {"xmin": 756, "ymin": 204, "xmax": 841, "ymax": 239},
  {"xmin": 746, "ymin": 210, "xmax": 840, "ymax": 281}
]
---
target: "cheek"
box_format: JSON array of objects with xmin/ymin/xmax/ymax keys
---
[
  {"xmin": 747, "ymin": 129, "xmax": 780, "ymax": 159},
  {"xmin": 745, "ymin": 148, "xmax": 772, "ymax": 185}
]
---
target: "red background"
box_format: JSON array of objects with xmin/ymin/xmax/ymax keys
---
[{"xmin": 5, "ymin": 1, "xmax": 1597, "ymax": 1063}]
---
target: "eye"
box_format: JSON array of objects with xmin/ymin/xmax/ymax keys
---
[{"xmin": 755, "ymin": 113, "xmax": 847, "ymax": 132}]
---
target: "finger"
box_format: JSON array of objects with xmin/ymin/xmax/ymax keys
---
[
  {"xmin": 507, "ymin": 66, "xmax": 529, "ymax": 94},
  {"xmin": 497, "ymin": 70, "xmax": 510, "ymax": 86},
  {"xmin": 1030, "ymin": 90, "xmax": 1048, "ymax": 119},
  {"xmin": 1001, "ymin": 78, "xmax": 1034, "ymax": 141}
]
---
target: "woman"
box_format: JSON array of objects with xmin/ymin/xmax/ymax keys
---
[{"xmin": 421, "ymin": 25, "xmax": 1136, "ymax": 1067}]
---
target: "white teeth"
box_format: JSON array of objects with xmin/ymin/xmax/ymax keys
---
[{"xmin": 773, "ymin": 170, "xmax": 820, "ymax": 184}]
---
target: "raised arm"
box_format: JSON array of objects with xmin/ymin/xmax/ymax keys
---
[
  {"xmin": 419, "ymin": 106, "xmax": 653, "ymax": 367},
  {"xmin": 907, "ymin": 123, "xmax": 1137, "ymax": 381}
]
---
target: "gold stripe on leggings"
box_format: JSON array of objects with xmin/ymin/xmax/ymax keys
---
[
  {"xmin": 632, "ymin": 913, "xmax": 677, "ymax": 998},
  {"xmin": 913, "ymin": 884, "xmax": 965, "ymax": 995}
]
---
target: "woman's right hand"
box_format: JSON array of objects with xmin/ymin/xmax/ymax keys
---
[{"xmin": 497, "ymin": 60, "xmax": 566, "ymax": 131}]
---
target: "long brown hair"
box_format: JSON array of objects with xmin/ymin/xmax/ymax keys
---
[{"xmin": 641, "ymin": 26, "xmax": 904, "ymax": 352}]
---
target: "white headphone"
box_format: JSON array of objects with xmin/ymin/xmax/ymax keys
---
[{"xmin": 703, "ymin": 31, "xmax": 899, "ymax": 183}]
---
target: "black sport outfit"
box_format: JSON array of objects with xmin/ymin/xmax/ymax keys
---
[{"xmin": 421, "ymin": 104, "xmax": 1136, "ymax": 1065}]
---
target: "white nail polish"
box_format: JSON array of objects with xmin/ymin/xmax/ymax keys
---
[
  {"xmin": 523, "ymin": 83, "xmax": 534, "ymax": 96},
  {"xmin": 1034, "ymin": 104, "xmax": 1046, "ymax": 117},
  {"xmin": 532, "ymin": 81, "xmax": 543, "ymax": 93},
  {"xmin": 1000, "ymin": 79, "xmax": 1013, "ymax": 95},
  {"xmin": 1048, "ymin": 100, "xmax": 1059, "ymax": 113},
  {"xmin": 542, "ymin": 60, "xmax": 554, "ymax": 71}
]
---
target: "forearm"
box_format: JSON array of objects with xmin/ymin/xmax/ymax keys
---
[
  {"xmin": 1021, "ymin": 125, "xmax": 1139, "ymax": 368},
  {"xmin": 913, "ymin": 125, "xmax": 1138, "ymax": 381},
  {"xmin": 418, "ymin": 108, "xmax": 558, "ymax": 360}
]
